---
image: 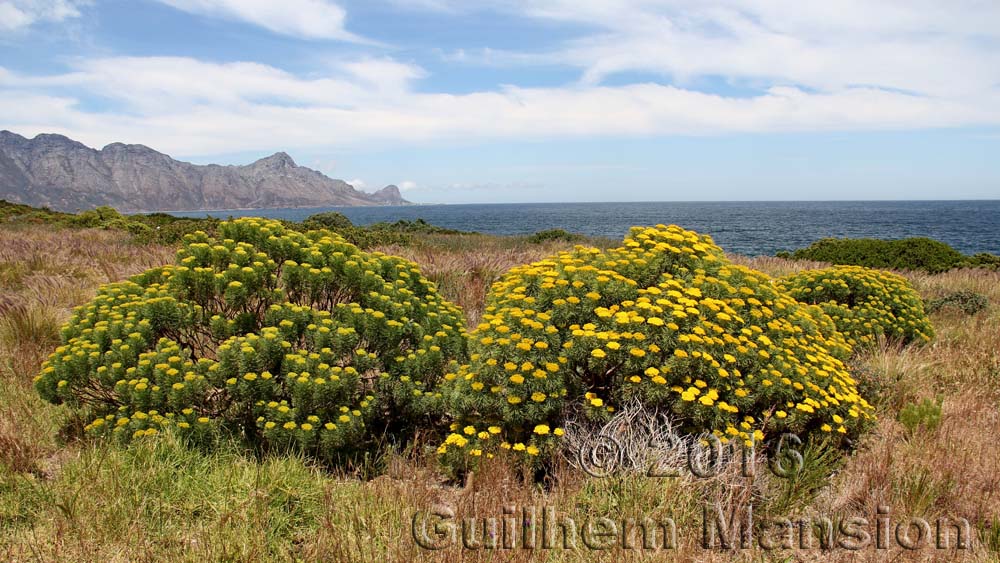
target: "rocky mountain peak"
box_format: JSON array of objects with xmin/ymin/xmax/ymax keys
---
[
  {"xmin": 370, "ymin": 184, "xmax": 406, "ymax": 204},
  {"xmin": 23, "ymin": 132, "xmax": 90, "ymax": 151},
  {"xmin": 253, "ymin": 152, "xmax": 297, "ymax": 168},
  {"xmin": 101, "ymin": 142, "xmax": 162, "ymax": 155},
  {"xmin": 0, "ymin": 130, "xmax": 25, "ymax": 142},
  {"xmin": 0, "ymin": 131, "xmax": 410, "ymax": 212}
]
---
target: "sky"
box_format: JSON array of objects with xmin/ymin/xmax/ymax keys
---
[{"xmin": 1, "ymin": 0, "xmax": 999, "ymax": 203}]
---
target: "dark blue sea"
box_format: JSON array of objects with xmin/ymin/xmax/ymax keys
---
[{"xmin": 171, "ymin": 200, "xmax": 1000, "ymax": 256}]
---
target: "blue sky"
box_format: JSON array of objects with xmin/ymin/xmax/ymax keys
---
[{"xmin": 1, "ymin": 0, "xmax": 999, "ymax": 203}]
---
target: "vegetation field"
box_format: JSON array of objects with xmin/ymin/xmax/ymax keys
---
[{"xmin": 1, "ymin": 210, "xmax": 999, "ymax": 562}]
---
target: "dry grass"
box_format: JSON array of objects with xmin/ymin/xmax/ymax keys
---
[
  {"xmin": 743, "ymin": 259, "xmax": 1000, "ymax": 559},
  {"xmin": 0, "ymin": 228, "xmax": 173, "ymax": 494},
  {"xmin": 376, "ymin": 234, "xmax": 583, "ymax": 325},
  {"xmin": 728, "ymin": 253, "xmax": 830, "ymax": 277},
  {"xmin": 1, "ymin": 225, "xmax": 999, "ymax": 561}
]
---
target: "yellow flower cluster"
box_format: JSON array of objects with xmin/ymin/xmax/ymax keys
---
[
  {"xmin": 779, "ymin": 265, "xmax": 933, "ymax": 347},
  {"xmin": 36, "ymin": 217, "xmax": 467, "ymax": 461},
  {"xmin": 440, "ymin": 225, "xmax": 874, "ymax": 468}
]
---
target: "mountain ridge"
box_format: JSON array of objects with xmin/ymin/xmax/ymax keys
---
[{"xmin": 0, "ymin": 131, "xmax": 409, "ymax": 212}]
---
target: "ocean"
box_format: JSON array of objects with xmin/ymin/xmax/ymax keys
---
[{"xmin": 170, "ymin": 200, "xmax": 1000, "ymax": 257}]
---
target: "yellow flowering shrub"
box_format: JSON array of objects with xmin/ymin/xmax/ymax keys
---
[
  {"xmin": 779, "ymin": 265, "xmax": 933, "ymax": 347},
  {"xmin": 440, "ymin": 225, "xmax": 873, "ymax": 468},
  {"xmin": 35, "ymin": 218, "xmax": 466, "ymax": 462}
]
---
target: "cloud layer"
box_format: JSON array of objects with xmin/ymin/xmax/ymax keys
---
[
  {"xmin": 153, "ymin": 0, "xmax": 367, "ymax": 42},
  {"xmin": 1, "ymin": 0, "xmax": 998, "ymax": 157},
  {"xmin": 0, "ymin": 0, "xmax": 85, "ymax": 32}
]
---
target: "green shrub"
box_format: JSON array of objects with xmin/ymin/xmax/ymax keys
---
[
  {"xmin": 299, "ymin": 214, "xmax": 432, "ymax": 249},
  {"xmin": 367, "ymin": 218, "xmax": 466, "ymax": 235},
  {"xmin": 104, "ymin": 218, "xmax": 153, "ymax": 236},
  {"xmin": 134, "ymin": 218, "xmax": 219, "ymax": 245},
  {"xmin": 786, "ymin": 237, "xmax": 970, "ymax": 273},
  {"xmin": 897, "ymin": 397, "xmax": 942, "ymax": 434},
  {"xmin": 963, "ymin": 253, "xmax": 1000, "ymax": 270},
  {"xmin": 64, "ymin": 206, "xmax": 175, "ymax": 239},
  {"xmin": 128, "ymin": 213, "xmax": 221, "ymax": 244},
  {"xmin": 302, "ymin": 212, "xmax": 354, "ymax": 232},
  {"xmin": 0, "ymin": 199, "xmax": 75, "ymax": 224},
  {"xmin": 72, "ymin": 206, "xmax": 126, "ymax": 228},
  {"xmin": 779, "ymin": 266, "xmax": 933, "ymax": 348},
  {"xmin": 439, "ymin": 225, "xmax": 873, "ymax": 470},
  {"xmin": 527, "ymin": 229, "xmax": 584, "ymax": 244},
  {"xmin": 925, "ymin": 290, "xmax": 989, "ymax": 316},
  {"xmin": 1, "ymin": 201, "xmax": 481, "ymax": 250},
  {"xmin": 35, "ymin": 218, "xmax": 467, "ymax": 463}
]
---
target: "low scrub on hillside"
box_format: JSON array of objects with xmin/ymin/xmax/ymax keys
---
[
  {"xmin": 0, "ymin": 199, "xmax": 76, "ymax": 223},
  {"xmin": 778, "ymin": 236, "xmax": 999, "ymax": 273},
  {"xmin": 34, "ymin": 218, "xmax": 467, "ymax": 464},
  {"xmin": 0, "ymin": 200, "xmax": 481, "ymax": 249}
]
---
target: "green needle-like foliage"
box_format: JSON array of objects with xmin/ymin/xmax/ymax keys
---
[{"xmin": 36, "ymin": 218, "xmax": 467, "ymax": 463}]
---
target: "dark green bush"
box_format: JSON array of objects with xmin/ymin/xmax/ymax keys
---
[
  {"xmin": 527, "ymin": 229, "xmax": 585, "ymax": 244},
  {"xmin": 925, "ymin": 290, "xmax": 989, "ymax": 316},
  {"xmin": 302, "ymin": 212, "xmax": 353, "ymax": 232},
  {"xmin": 326, "ymin": 218, "xmax": 474, "ymax": 249},
  {"xmin": 366, "ymin": 218, "xmax": 466, "ymax": 235},
  {"xmin": 72, "ymin": 206, "xmax": 127, "ymax": 228},
  {"xmin": 1, "ymin": 200, "xmax": 66, "ymax": 222},
  {"xmin": 964, "ymin": 253, "xmax": 1000, "ymax": 270},
  {"xmin": 785, "ymin": 237, "xmax": 980, "ymax": 274},
  {"xmin": 299, "ymin": 215, "xmax": 475, "ymax": 249}
]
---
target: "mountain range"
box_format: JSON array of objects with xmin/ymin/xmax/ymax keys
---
[{"xmin": 0, "ymin": 131, "xmax": 408, "ymax": 212}]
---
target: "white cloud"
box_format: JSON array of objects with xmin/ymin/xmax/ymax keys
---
[
  {"xmin": 434, "ymin": 1, "xmax": 1000, "ymax": 99},
  {"xmin": 1, "ymin": 54, "xmax": 997, "ymax": 157},
  {"xmin": 4, "ymin": 56, "xmax": 421, "ymax": 113},
  {"xmin": 0, "ymin": 0, "xmax": 85, "ymax": 32},
  {"xmin": 346, "ymin": 178, "xmax": 368, "ymax": 191},
  {"xmin": 153, "ymin": 0, "xmax": 370, "ymax": 42},
  {"xmin": 397, "ymin": 180, "xmax": 417, "ymax": 191},
  {"xmin": 339, "ymin": 57, "xmax": 426, "ymax": 92}
]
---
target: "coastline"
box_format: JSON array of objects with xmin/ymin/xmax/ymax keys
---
[{"xmin": 130, "ymin": 201, "xmax": 428, "ymax": 214}]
